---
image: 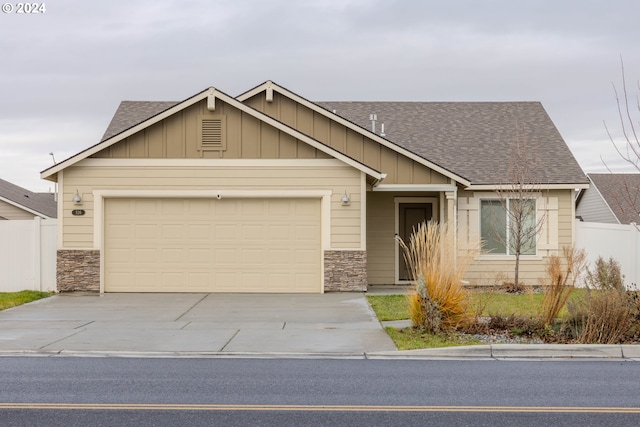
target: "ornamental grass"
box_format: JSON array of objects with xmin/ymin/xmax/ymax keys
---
[{"xmin": 397, "ymin": 221, "xmax": 477, "ymax": 333}]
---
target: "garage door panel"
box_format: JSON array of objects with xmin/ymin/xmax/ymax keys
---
[{"xmin": 105, "ymin": 198, "xmax": 320, "ymax": 293}]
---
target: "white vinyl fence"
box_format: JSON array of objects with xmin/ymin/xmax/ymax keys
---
[
  {"xmin": 574, "ymin": 220, "xmax": 640, "ymax": 289},
  {"xmin": 0, "ymin": 218, "xmax": 57, "ymax": 292}
]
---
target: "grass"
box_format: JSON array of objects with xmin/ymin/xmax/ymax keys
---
[
  {"xmin": 0, "ymin": 290, "xmax": 51, "ymax": 311},
  {"xmin": 369, "ymin": 291, "xmax": 588, "ymax": 349},
  {"xmin": 385, "ymin": 327, "xmax": 481, "ymax": 350},
  {"xmin": 367, "ymin": 295, "xmax": 409, "ymax": 321},
  {"xmin": 367, "ymin": 291, "xmax": 584, "ymax": 322}
]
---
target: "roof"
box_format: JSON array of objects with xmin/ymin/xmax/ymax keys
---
[
  {"xmin": 46, "ymin": 83, "xmax": 589, "ymax": 188},
  {"xmin": 0, "ymin": 178, "xmax": 57, "ymax": 218},
  {"xmin": 587, "ymin": 173, "xmax": 640, "ymax": 224},
  {"xmin": 317, "ymin": 101, "xmax": 588, "ymax": 186},
  {"xmin": 101, "ymin": 101, "xmax": 178, "ymax": 141}
]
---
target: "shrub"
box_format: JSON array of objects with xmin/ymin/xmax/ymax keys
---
[
  {"xmin": 397, "ymin": 221, "xmax": 477, "ymax": 332},
  {"xmin": 566, "ymin": 257, "xmax": 637, "ymax": 344},
  {"xmin": 585, "ymin": 256, "xmax": 625, "ymax": 291},
  {"xmin": 576, "ymin": 290, "xmax": 635, "ymax": 344},
  {"xmin": 539, "ymin": 246, "xmax": 586, "ymax": 326}
]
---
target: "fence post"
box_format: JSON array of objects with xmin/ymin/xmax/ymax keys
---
[{"xmin": 33, "ymin": 216, "xmax": 42, "ymax": 291}]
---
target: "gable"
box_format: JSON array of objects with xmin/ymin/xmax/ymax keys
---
[
  {"xmin": 41, "ymin": 88, "xmax": 383, "ymax": 182},
  {"xmin": 576, "ymin": 186, "xmax": 619, "ymax": 224},
  {"xmin": 587, "ymin": 174, "xmax": 640, "ymax": 224},
  {"xmin": 243, "ymin": 91, "xmax": 451, "ymax": 186},
  {"xmin": 90, "ymin": 97, "xmax": 331, "ymax": 161}
]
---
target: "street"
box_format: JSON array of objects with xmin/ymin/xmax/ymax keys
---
[{"xmin": 1, "ymin": 357, "xmax": 639, "ymax": 426}]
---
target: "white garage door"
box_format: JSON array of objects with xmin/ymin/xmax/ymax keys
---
[{"xmin": 104, "ymin": 198, "xmax": 321, "ymax": 293}]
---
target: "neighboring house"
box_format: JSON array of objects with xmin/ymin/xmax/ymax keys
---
[
  {"xmin": 576, "ymin": 173, "xmax": 640, "ymax": 224},
  {"xmin": 0, "ymin": 178, "xmax": 57, "ymax": 220},
  {"xmin": 40, "ymin": 81, "xmax": 589, "ymax": 293}
]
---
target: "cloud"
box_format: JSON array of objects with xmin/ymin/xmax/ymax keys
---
[{"xmin": 2, "ymin": 0, "xmax": 640, "ymax": 192}]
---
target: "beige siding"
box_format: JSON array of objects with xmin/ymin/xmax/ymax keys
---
[
  {"xmin": 91, "ymin": 99, "xmax": 328, "ymax": 161},
  {"xmin": 366, "ymin": 192, "xmax": 396, "ymax": 284},
  {"xmin": 0, "ymin": 200, "xmax": 35, "ymax": 220},
  {"xmin": 60, "ymin": 162, "xmax": 362, "ymax": 249},
  {"xmin": 459, "ymin": 189, "xmax": 575, "ymax": 286},
  {"xmin": 366, "ymin": 191, "xmax": 442, "ymax": 285},
  {"xmin": 245, "ymin": 92, "xmax": 450, "ymax": 185}
]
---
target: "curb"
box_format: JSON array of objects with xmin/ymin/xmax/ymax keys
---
[{"xmin": 0, "ymin": 344, "xmax": 639, "ymax": 360}]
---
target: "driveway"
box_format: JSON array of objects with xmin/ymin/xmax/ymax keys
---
[{"xmin": 0, "ymin": 293, "xmax": 397, "ymax": 355}]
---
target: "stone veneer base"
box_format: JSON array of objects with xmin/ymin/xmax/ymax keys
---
[
  {"xmin": 324, "ymin": 250, "xmax": 367, "ymax": 292},
  {"xmin": 57, "ymin": 250, "xmax": 100, "ymax": 292}
]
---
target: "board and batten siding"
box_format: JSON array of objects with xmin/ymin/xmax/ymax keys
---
[
  {"xmin": 244, "ymin": 92, "xmax": 450, "ymax": 185},
  {"xmin": 458, "ymin": 189, "xmax": 574, "ymax": 286},
  {"xmin": 366, "ymin": 192, "xmax": 396, "ymax": 285},
  {"xmin": 91, "ymin": 99, "xmax": 331, "ymax": 161},
  {"xmin": 59, "ymin": 161, "xmax": 362, "ymax": 250}
]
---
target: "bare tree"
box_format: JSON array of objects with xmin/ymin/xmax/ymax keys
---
[
  {"xmin": 603, "ymin": 58, "xmax": 640, "ymax": 225},
  {"xmin": 605, "ymin": 57, "xmax": 640, "ymax": 172},
  {"xmin": 484, "ymin": 125, "xmax": 547, "ymax": 288}
]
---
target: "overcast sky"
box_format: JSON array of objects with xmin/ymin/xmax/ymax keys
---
[{"xmin": 1, "ymin": 0, "xmax": 640, "ymax": 192}]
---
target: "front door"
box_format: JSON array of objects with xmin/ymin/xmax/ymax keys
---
[{"xmin": 398, "ymin": 202, "xmax": 433, "ymax": 281}]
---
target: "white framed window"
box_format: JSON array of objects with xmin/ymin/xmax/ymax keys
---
[{"xmin": 480, "ymin": 198, "xmax": 536, "ymax": 256}]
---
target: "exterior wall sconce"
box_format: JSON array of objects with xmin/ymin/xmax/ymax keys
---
[
  {"xmin": 341, "ymin": 191, "xmax": 351, "ymax": 206},
  {"xmin": 73, "ymin": 190, "xmax": 82, "ymax": 204}
]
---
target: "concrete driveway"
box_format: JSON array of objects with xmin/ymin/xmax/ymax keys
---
[{"xmin": 0, "ymin": 293, "xmax": 397, "ymax": 355}]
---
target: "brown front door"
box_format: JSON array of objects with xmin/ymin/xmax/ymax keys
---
[{"xmin": 398, "ymin": 203, "xmax": 433, "ymax": 281}]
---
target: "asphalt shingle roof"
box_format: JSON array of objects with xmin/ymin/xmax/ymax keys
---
[
  {"xmin": 100, "ymin": 96, "xmax": 588, "ymax": 186},
  {"xmin": 588, "ymin": 173, "xmax": 640, "ymax": 224},
  {"xmin": 0, "ymin": 178, "xmax": 57, "ymax": 218},
  {"xmin": 317, "ymin": 101, "xmax": 588, "ymax": 185},
  {"xmin": 101, "ymin": 101, "xmax": 178, "ymax": 141}
]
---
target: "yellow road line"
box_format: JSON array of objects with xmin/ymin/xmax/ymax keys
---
[{"xmin": 0, "ymin": 404, "xmax": 639, "ymax": 413}]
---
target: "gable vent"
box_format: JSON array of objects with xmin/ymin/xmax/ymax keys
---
[{"xmin": 198, "ymin": 115, "xmax": 227, "ymax": 151}]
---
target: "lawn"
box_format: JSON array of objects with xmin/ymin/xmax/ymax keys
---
[
  {"xmin": 367, "ymin": 290, "xmax": 584, "ymax": 350},
  {"xmin": 367, "ymin": 290, "xmax": 580, "ymax": 321},
  {"xmin": 385, "ymin": 327, "xmax": 481, "ymax": 350},
  {"xmin": 0, "ymin": 290, "xmax": 51, "ymax": 311}
]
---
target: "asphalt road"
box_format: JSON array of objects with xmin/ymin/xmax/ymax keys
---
[{"xmin": 1, "ymin": 357, "xmax": 639, "ymax": 426}]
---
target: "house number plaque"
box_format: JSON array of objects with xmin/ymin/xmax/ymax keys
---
[{"xmin": 72, "ymin": 209, "xmax": 86, "ymax": 216}]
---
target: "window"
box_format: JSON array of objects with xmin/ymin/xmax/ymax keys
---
[{"xmin": 480, "ymin": 199, "xmax": 536, "ymax": 255}]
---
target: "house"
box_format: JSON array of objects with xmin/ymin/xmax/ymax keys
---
[
  {"xmin": 40, "ymin": 81, "xmax": 589, "ymax": 293},
  {"xmin": 0, "ymin": 178, "xmax": 56, "ymax": 220},
  {"xmin": 576, "ymin": 173, "xmax": 640, "ymax": 224}
]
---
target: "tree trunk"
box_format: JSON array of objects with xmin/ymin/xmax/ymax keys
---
[{"xmin": 514, "ymin": 251, "xmax": 520, "ymax": 288}]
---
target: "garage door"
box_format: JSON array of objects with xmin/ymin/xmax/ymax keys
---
[{"xmin": 104, "ymin": 198, "xmax": 321, "ymax": 293}]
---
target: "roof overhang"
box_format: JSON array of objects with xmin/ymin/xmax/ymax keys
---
[
  {"xmin": 41, "ymin": 87, "xmax": 384, "ymax": 182},
  {"xmin": 237, "ymin": 81, "xmax": 472, "ymax": 187},
  {"xmin": 465, "ymin": 183, "xmax": 590, "ymax": 191},
  {"xmin": 373, "ymin": 184, "xmax": 457, "ymax": 192}
]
